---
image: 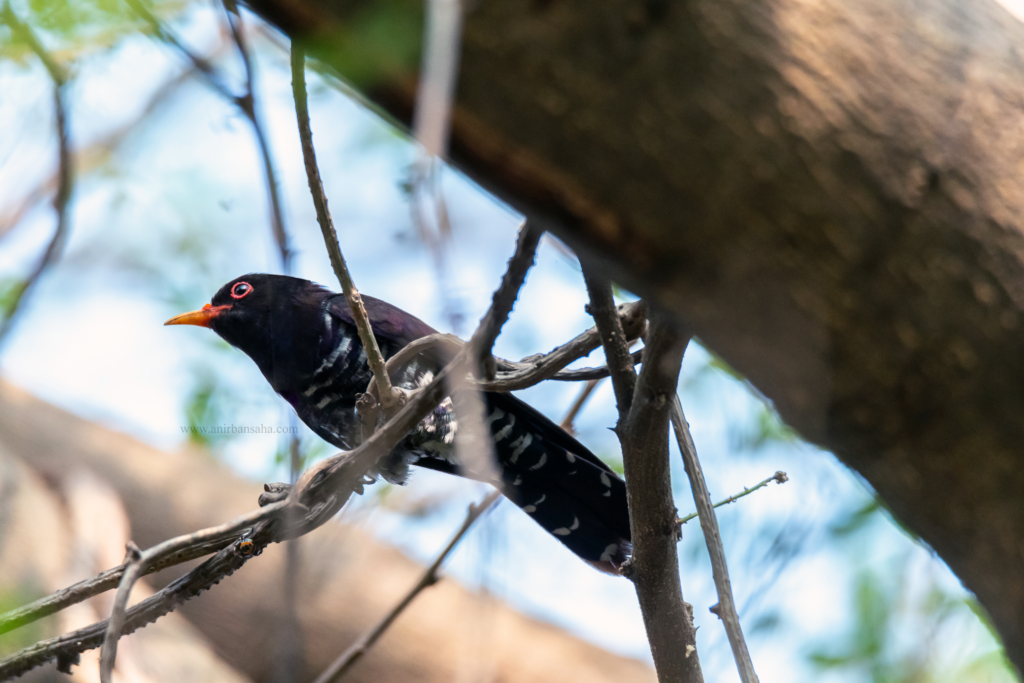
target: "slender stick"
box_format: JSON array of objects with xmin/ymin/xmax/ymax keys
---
[
  {"xmin": 560, "ymin": 379, "xmax": 601, "ymax": 434},
  {"xmin": 621, "ymin": 318, "xmax": 703, "ymax": 683},
  {"xmin": 290, "ymin": 44, "xmax": 397, "ymax": 412},
  {"xmin": 312, "ymin": 491, "xmax": 501, "ymax": 683},
  {"xmin": 672, "ymin": 394, "xmax": 759, "ymax": 683},
  {"xmin": 676, "ymin": 471, "xmax": 788, "ymax": 526},
  {"xmin": 0, "ymin": 4, "xmax": 73, "ymax": 351}
]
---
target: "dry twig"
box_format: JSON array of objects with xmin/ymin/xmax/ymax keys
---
[
  {"xmin": 312, "ymin": 491, "xmax": 501, "ymax": 683},
  {"xmin": 560, "ymin": 379, "xmax": 601, "ymax": 435},
  {"xmin": 672, "ymin": 394, "xmax": 758, "ymax": 683},
  {"xmin": 290, "ymin": 44, "xmax": 398, "ymax": 413}
]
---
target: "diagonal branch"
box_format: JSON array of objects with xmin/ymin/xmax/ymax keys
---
[
  {"xmin": 469, "ymin": 220, "xmax": 542, "ymax": 379},
  {"xmin": 672, "ymin": 394, "xmax": 758, "ymax": 683},
  {"xmin": 0, "ymin": 4, "xmax": 73, "ymax": 351},
  {"xmin": 312, "ymin": 490, "xmax": 501, "ymax": 683},
  {"xmin": 290, "ymin": 43, "xmax": 398, "ymax": 413}
]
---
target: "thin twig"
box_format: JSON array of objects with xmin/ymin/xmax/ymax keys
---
[
  {"xmin": 581, "ymin": 269, "xmax": 638, "ymax": 422},
  {"xmin": 672, "ymin": 394, "xmax": 759, "ymax": 683},
  {"xmin": 560, "ymin": 379, "xmax": 600, "ymax": 435},
  {"xmin": 222, "ymin": 0, "xmax": 291, "ymax": 272},
  {"xmin": 469, "ymin": 221, "xmax": 542, "ymax": 379},
  {"xmin": 0, "ymin": 4, "xmax": 73, "ymax": 351},
  {"xmin": 290, "ymin": 44, "xmax": 398, "ymax": 413},
  {"xmin": 677, "ymin": 471, "xmax": 788, "ymax": 526},
  {"xmin": 621, "ymin": 317, "xmax": 703, "ymax": 683},
  {"xmin": 312, "ymin": 490, "xmax": 501, "ymax": 683}
]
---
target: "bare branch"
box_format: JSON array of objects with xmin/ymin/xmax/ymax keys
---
[
  {"xmin": 672, "ymin": 394, "xmax": 758, "ymax": 683},
  {"xmin": 677, "ymin": 471, "xmax": 788, "ymax": 527},
  {"xmin": 222, "ymin": 0, "xmax": 292, "ymax": 272},
  {"xmin": 622, "ymin": 317, "xmax": 703, "ymax": 683},
  {"xmin": 469, "ymin": 221, "xmax": 542, "ymax": 379},
  {"xmin": 312, "ymin": 490, "xmax": 500, "ymax": 683},
  {"xmin": 290, "ymin": 44, "xmax": 398, "ymax": 413},
  {"xmin": 582, "ymin": 269, "xmax": 638, "ymax": 421},
  {"xmin": 0, "ymin": 4, "xmax": 73, "ymax": 351},
  {"xmin": 0, "ymin": 342, "xmax": 473, "ymax": 678}
]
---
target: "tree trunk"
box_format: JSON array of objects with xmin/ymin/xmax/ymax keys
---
[{"xmin": 240, "ymin": 0, "xmax": 1024, "ymax": 666}]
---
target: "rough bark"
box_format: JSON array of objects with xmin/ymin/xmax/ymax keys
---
[
  {"xmin": 0, "ymin": 382, "xmax": 655, "ymax": 683},
  {"xmin": 238, "ymin": 0, "xmax": 1024, "ymax": 665}
]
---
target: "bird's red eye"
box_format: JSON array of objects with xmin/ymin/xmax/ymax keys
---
[{"xmin": 231, "ymin": 282, "xmax": 253, "ymax": 299}]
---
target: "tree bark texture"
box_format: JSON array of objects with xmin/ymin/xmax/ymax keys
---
[
  {"xmin": 242, "ymin": 0, "xmax": 1024, "ymax": 664},
  {"xmin": 0, "ymin": 382, "xmax": 656, "ymax": 683}
]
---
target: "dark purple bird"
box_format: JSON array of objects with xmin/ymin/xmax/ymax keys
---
[{"xmin": 166, "ymin": 273, "xmax": 631, "ymax": 573}]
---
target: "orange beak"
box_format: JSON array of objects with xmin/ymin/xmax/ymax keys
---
[{"xmin": 164, "ymin": 303, "xmax": 232, "ymax": 328}]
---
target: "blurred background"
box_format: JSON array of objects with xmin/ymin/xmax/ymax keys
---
[{"xmin": 0, "ymin": 1, "xmax": 1019, "ymax": 681}]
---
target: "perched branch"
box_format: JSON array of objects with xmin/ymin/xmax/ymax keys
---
[
  {"xmin": 581, "ymin": 269, "xmax": 638, "ymax": 421},
  {"xmin": 312, "ymin": 490, "xmax": 501, "ymax": 683},
  {"xmin": 677, "ymin": 471, "xmax": 788, "ymax": 526},
  {"xmin": 469, "ymin": 221, "xmax": 542, "ymax": 379},
  {"xmin": 672, "ymin": 394, "xmax": 758, "ymax": 683},
  {"xmin": 0, "ymin": 343, "xmax": 471, "ymax": 679},
  {"xmin": 621, "ymin": 317, "xmax": 702, "ymax": 683},
  {"xmin": 290, "ymin": 44, "xmax": 398, "ymax": 413},
  {"xmin": 0, "ymin": 4, "xmax": 73, "ymax": 350}
]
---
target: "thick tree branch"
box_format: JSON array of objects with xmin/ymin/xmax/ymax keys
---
[
  {"xmin": 672, "ymin": 395, "xmax": 757, "ymax": 683},
  {"xmin": 621, "ymin": 318, "xmax": 702, "ymax": 683},
  {"xmin": 312, "ymin": 490, "xmax": 501, "ymax": 683},
  {"xmin": 582, "ymin": 269, "xmax": 637, "ymax": 421}
]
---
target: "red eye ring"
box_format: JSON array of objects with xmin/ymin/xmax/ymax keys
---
[{"xmin": 231, "ymin": 282, "xmax": 253, "ymax": 299}]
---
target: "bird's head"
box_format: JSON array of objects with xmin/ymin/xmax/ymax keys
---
[{"xmin": 165, "ymin": 273, "xmax": 328, "ymax": 381}]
